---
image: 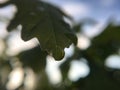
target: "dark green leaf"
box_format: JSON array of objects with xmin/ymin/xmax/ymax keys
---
[{"xmin": 0, "ymin": 0, "xmax": 77, "ymax": 60}]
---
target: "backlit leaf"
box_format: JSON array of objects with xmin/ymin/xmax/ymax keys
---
[{"xmin": 0, "ymin": 0, "xmax": 77, "ymax": 60}]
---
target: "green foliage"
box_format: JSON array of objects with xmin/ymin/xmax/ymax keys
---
[
  {"xmin": 86, "ymin": 23, "xmax": 120, "ymax": 65},
  {"xmin": 0, "ymin": 0, "xmax": 120, "ymax": 90},
  {"xmin": 18, "ymin": 46, "xmax": 47, "ymax": 72}
]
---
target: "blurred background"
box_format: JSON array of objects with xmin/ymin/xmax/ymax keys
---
[{"xmin": 0, "ymin": 0, "xmax": 120, "ymax": 90}]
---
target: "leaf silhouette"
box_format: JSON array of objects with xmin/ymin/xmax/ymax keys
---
[{"xmin": 0, "ymin": 0, "xmax": 77, "ymax": 60}]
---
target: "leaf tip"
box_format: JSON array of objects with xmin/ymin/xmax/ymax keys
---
[{"xmin": 52, "ymin": 46, "xmax": 65, "ymax": 60}]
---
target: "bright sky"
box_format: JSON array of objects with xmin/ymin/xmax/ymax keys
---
[{"xmin": 44, "ymin": 0, "xmax": 120, "ymax": 22}]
